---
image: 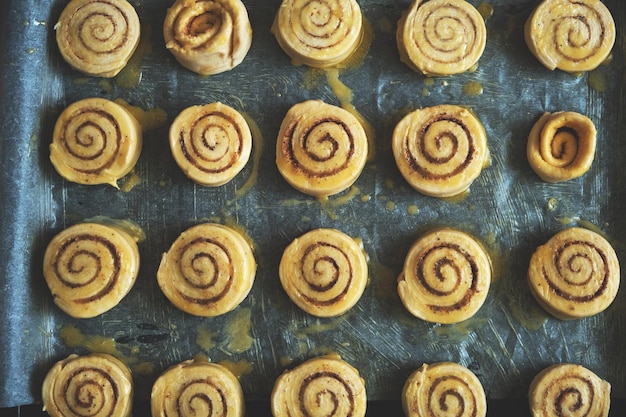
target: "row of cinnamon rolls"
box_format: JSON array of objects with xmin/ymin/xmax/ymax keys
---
[
  {"xmin": 49, "ymin": 96, "xmax": 600, "ymax": 199},
  {"xmin": 55, "ymin": 0, "xmax": 616, "ymax": 77},
  {"xmin": 43, "ymin": 216, "xmax": 620, "ymax": 327},
  {"xmin": 41, "ymin": 351, "xmax": 612, "ymax": 417}
]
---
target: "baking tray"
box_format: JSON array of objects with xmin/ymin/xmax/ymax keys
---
[{"xmin": 1, "ymin": 0, "xmax": 625, "ymax": 411}]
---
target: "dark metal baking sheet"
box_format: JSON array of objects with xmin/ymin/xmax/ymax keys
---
[{"xmin": 1, "ymin": 0, "xmax": 625, "ymax": 409}]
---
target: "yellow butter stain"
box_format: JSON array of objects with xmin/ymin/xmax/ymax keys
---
[
  {"xmin": 116, "ymin": 23, "xmax": 153, "ymax": 89},
  {"xmin": 114, "ymin": 98, "xmax": 168, "ymax": 132},
  {"xmin": 318, "ymin": 185, "xmax": 361, "ymax": 220},
  {"xmin": 58, "ymin": 325, "xmax": 155, "ymax": 375},
  {"xmin": 224, "ymin": 307, "xmax": 254, "ymax": 354},
  {"xmin": 196, "ymin": 327, "xmax": 219, "ymax": 352},
  {"xmin": 119, "ymin": 170, "xmax": 143, "ymax": 193}
]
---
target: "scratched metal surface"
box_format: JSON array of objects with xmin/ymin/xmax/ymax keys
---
[{"xmin": 0, "ymin": 0, "xmax": 625, "ymax": 407}]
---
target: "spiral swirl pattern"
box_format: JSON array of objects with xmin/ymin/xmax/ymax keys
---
[
  {"xmin": 397, "ymin": 228, "xmax": 491, "ymax": 324},
  {"xmin": 43, "ymin": 222, "xmax": 140, "ymax": 318},
  {"xmin": 169, "ymin": 102, "xmax": 253, "ymax": 187},
  {"xmin": 42, "ymin": 354, "xmax": 133, "ymax": 417},
  {"xmin": 528, "ymin": 227, "xmax": 620, "ymax": 320},
  {"xmin": 397, "ymin": 0, "xmax": 486, "ymax": 76},
  {"xmin": 164, "ymin": 0, "xmax": 252, "ymax": 75},
  {"xmin": 529, "ymin": 364, "xmax": 611, "ymax": 417},
  {"xmin": 50, "ymin": 98, "xmax": 142, "ymax": 188},
  {"xmin": 276, "ymin": 100, "xmax": 368, "ymax": 197},
  {"xmin": 525, "ymin": 0, "xmax": 615, "ymax": 72},
  {"xmin": 151, "ymin": 360, "xmax": 244, "ymax": 417},
  {"xmin": 402, "ymin": 362, "xmax": 487, "ymax": 417},
  {"xmin": 527, "ymin": 111, "xmax": 596, "ymax": 183},
  {"xmin": 393, "ymin": 104, "xmax": 488, "ymax": 198},
  {"xmin": 271, "ymin": 355, "xmax": 367, "ymax": 417},
  {"xmin": 55, "ymin": 0, "xmax": 140, "ymax": 77},
  {"xmin": 157, "ymin": 223, "xmax": 256, "ymax": 317},
  {"xmin": 279, "ymin": 228, "xmax": 368, "ymax": 317},
  {"xmin": 272, "ymin": 0, "xmax": 363, "ymax": 68}
]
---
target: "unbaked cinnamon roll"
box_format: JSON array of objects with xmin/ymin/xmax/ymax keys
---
[
  {"xmin": 397, "ymin": 228, "xmax": 491, "ymax": 324},
  {"xmin": 151, "ymin": 359, "xmax": 245, "ymax": 417},
  {"xmin": 527, "ymin": 227, "xmax": 620, "ymax": 320},
  {"xmin": 392, "ymin": 104, "xmax": 489, "ymax": 198},
  {"xmin": 50, "ymin": 97, "xmax": 142, "ymax": 188},
  {"xmin": 396, "ymin": 0, "xmax": 487, "ymax": 76},
  {"xmin": 169, "ymin": 102, "xmax": 253, "ymax": 186},
  {"xmin": 163, "ymin": 0, "xmax": 252, "ymax": 75},
  {"xmin": 525, "ymin": 0, "xmax": 615, "ymax": 73},
  {"xmin": 529, "ymin": 364, "xmax": 611, "ymax": 417},
  {"xmin": 43, "ymin": 222, "xmax": 140, "ymax": 318},
  {"xmin": 271, "ymin": 354, "xmax": 367, "ymax": 417},
  {"xmin": 402, "ymin": 362, "xmax": 487, "ymax": 417},
  {"xmin": 527, "ymin": 111, "xmax": 596, "ymax": 183},
  {"xmin": 55, "ymin": 0, "xmax": 141, "ymax": 77},
  {"xmin": 157, "ymin": 223, "xmax": 256, "ymax": 317},
  {"xmin": 279, "ymin": 228, "xmax": 368, "ymax": 317},
  {"xmin": 271, "ymin": 0, "xmax": 364, "ymax": 68},
  {"xmin": 42, "ymin": 353, "xmax": 133, "ymax": 417},
  {"xmin": 276, "ymin": 100, "xmax": 368, "ymax": 198}
]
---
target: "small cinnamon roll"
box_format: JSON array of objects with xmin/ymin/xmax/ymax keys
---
[
  {"xmin": 43, "ymin": 222, "xmax": 140, "ymax": 318},
  {"xmin": 527, "ymin": 111, "xmax": 596, "ymax": 183},
  {"xmin": 529, "ymin": 364, "xmax": 611, "ymax": 417},
  {"xmin": 397, "ymin": 228, "xmax": 491, "ymax": 324},
  {"xmin": 525, "ymin": 0, "xmax": 616, "ymax": 73},
  {"xmin": 396, "ymin": 0, "xmax": 487, "ymax": 76},
  {"xmin": 157, "ymin": 223, "xmax": 256, "ymax": 317},
  {"xmin": 402, "ymin": 362, "xmax": 487, "ymax": 417},
  {"xmin": 163, "ymin": 0, "xmax": 252, "ymax": 75},
  {"xmin": 271, "ymin": 354, "xmax": 367, "ymax": 417},
  {"xmin": 55, "ymin": 0, "xmax": 141, "ymax": 77},
  {"xmin": 276, "ymin": 100, "xmax": 368, "ymax": 198},
  {"xmin": 527, "ymin": 227, "xmax": 620, "ymax": 320},
  {"xmin": 151, "ymin": 359, "xmax": 245, "ymax": 417},
  {"xmin": 42, "ymin": 353, "xmax": 133, "ymax": 417},
  {"xmin": 279, "ymin": 228, "xmax": 368, "ymax": 317},
  {"xmin": 392, "ymin": 104, "xmax": 489, "ymax": 198},
  {"xmin": 169, "ymin": 102, "xmax": 253, "ymax": 186},
  {"xmin": 50, "ymin": 97, "xmax": 142, "ymax": 188},
  {"xmin": 271, "ymin": 0, "xmax": 364, "ymax": 68}
]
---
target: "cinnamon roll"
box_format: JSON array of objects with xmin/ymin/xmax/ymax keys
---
[
  {"xmin": 42, "ymin": 353, "xmax": 133, "ymax": 417},
  {"xmin": 397, "ymin": 228, "xmax": 491, "ymax": 324},
  {"xmin": 55, "ymin": 0, "xmax": 141, "ymax": 77},
  {"xmin": 271, "ymin": 354, "xmax": 367, "ymax": 417},
  {"xmin": 157, "ymin": 223, "xmax": 256, "ymax": 317},
  {"xmin": 396, "ymin": 0, "xmax": 487, "ymax": 76},
  {"xmin": 279, "ymin": 228, "xmax": 368, "ymax": 317},
  {"xmin": 392, "ymin": 104, "xmax": 489, "ymax": 198},
  {"xmin": 43, "ymin": 222, "xmax": 140, "ymax": 319},
  {"xmin": 527, "ymin": 227, "xmax": 620, "ymax": 320},
  {"xmin": 169, "ymin": 102, "xmax": 253, "ymax": 187},
  {"xmin": 402, "ymin": 362, "xmax": 487, "ymax": 417},
  {"xmin": 151, "ymin": 359, "xmax": 245, "ymax": 417},
  {"xmin": 50, "ymin": 97, "xmax": 142, "ymax": 188},
  {"xmin": 527, "ymin": 111, "xmax": 597, "ymax": 183},
  {"xmin": 271, "ymin": 0, "xmax": 364, "ymax": 68},
  {"xmin": 163, "ymin": 0, "xmax": 252, "ymax": 75},
  {"xmin": 276, "ymin": 100, "xmax": 368, "ymax": 198},
  {"xmin": 529, "ymin": 364, "xmax": 611, "ymax": 417},
  {"xmin": 525, "ymin": 0, "xmax": 616, "ymax": 73}
]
